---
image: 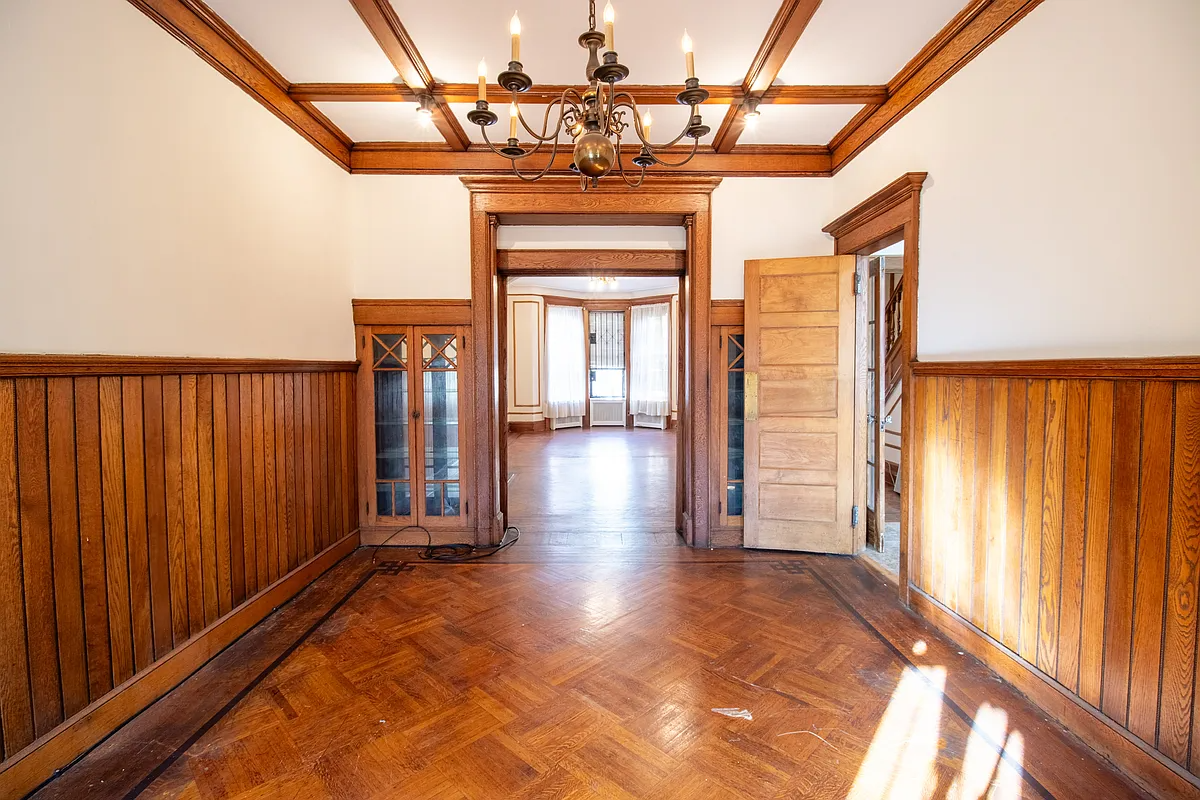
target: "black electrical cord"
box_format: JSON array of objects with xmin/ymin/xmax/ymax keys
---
[{"xmin": 371, "ymin": 523, "xmax": 521, "ymax": 565}]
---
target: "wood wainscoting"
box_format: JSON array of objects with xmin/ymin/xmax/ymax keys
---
[
  {"xmin": 909, "ymin": 358, "xmax": 1200, "ymax": 799},
  {"xmin": 0, "ymin": 356, "xmax": 360, "ymax": 798}
]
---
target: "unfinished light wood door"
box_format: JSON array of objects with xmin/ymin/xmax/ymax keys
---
[{"xmin": 744, "ymin": 255, "xmax": 861, "ymax": 553}]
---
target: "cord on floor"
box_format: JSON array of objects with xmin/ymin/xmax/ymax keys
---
[{"xmin": 371, "ymin": 524, "xmax": 521, "ymax": 565}]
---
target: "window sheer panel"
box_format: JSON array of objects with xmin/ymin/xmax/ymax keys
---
[
  {"xmin": 630, "ymin": 302, "xmax": 671, "ymax": 418},
  {"xmin": 545, "ymin": 305, "xmax": 587, "ymax": 419}
]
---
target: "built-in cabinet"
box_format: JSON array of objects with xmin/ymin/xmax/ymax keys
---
[
  {"xmin": 711, "ymin": 324, "xmax": 745, "ymax": 537},
  {"xmin": 356, "ymin": 322, "xmax": 472, "ymax": 541}
]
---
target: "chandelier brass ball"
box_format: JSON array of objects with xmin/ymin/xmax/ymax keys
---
[{"xmin": 572, "ymin": 131, "xmax": 616, "ymax": 178}]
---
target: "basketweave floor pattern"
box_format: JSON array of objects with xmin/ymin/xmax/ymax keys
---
[{"xmin": 35, "ymin": 550, "xmax": 1140, "ymax": 799}]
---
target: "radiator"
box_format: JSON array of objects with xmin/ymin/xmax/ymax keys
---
[
  {"xmin": 589, "ymin": 399, "xmax": 626, "ymax": 426},
  {"xmin": 633, "ymin": 413, "xmax": 667, "ymax": 430},
  {"xmin": 550, "ymin": 415, "xmax": 582, "ymax": 430}
]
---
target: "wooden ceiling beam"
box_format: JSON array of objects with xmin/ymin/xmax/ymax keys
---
[
  {"xmin": 347, "ymin": 0, "xmax": 469, "ymax": 151},
  {"xmin": 350, "ymin": 143, "xmax": 832, "ymax": 176},
  {"xmin": 829, "ymin": 0, "xmax": 1044, "ymax": 172},
  {"xmin": 126, "ymin": 0, "xmax": 351, "ymax": 169},
  {"xmin": 288, "ymin": 83, "xmax": 887, "ymax": 106},
  {"xmin": 716, "ymin": 0, "xmax": 825, "ymax": 153}
]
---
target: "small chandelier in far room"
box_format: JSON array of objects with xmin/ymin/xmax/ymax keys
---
[
  {"xmin": 588, "ymin": 277, "xmax": 619, "ymax": 292},
  {"xmin": 466, "ymin": 0, "xmax": 710, "ymax": 190}
]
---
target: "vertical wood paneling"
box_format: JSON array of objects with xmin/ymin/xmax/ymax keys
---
[
  {"xmin": 121, "ymin": 378, "xmax": 153, "ymax": 672},
  {"xmin": 1078, "ymin": 381, "xmax": 1113, "ymax": 708},
  {"xmin": 912, "ymin": 371, "xmax": 1200, "ymax": 784},
  {"xmin": 1128, "ymin": 382, "xmax": 1172, "ymax": 744},
  {"xmin": 180, "ymin": 376, "xmax": 204, "ymax": 635},
  {"xmin": 75, "ymin": 378, "xmax": 112, "ymax": 701},
  {"xmin": 238, "ymin": 374, "xmax": 256, "ymax": 597},
  {"xmin": 46, "ymin": 379, "xmax": 87, "ymax": 718},
  {"xmin": 0, "ymin": 379, "xmax": 35, "ymax": 757},
  {"xmin": 162, "ymin": 377, "xmax": 189, "ymax": 646},
  {"xmin": 1019, "ymin": 380, "xmax": 1047, "ymax": 664},
  {"xmin": 0, "ymin": 362, "xmax": 356, "ymax": 777},
  {"xmin": 212, "ymin": 377, "xmax": 232, "ymax": 617},
  {"xmin": 142, "ymin": 376, "xmax": 172, "ymax": 660},
  {"xmin": 250, "ymin": 374, "xmax": 267, "ymax": 595},
  {"xmin": 225, "ymin": 375, "xmax": 245, "ymax": 605},
  {"xmin": 196, "ymin": 375, "xmax": 219, "ymax": 626},
  {"xmin": 16, "ymin": 379, "xmax": 64, "ymax": 736},
  {"xmin": 1000, "ymin": 379, "xmax": 1027, "ymax": 651},
  {"xmin": 1056, "ymin": 380, "xmax": 1089, "ymax": 693},
  {"xmin": 99, "ymin": 377, "xmax": 134, "ymax": 686}
]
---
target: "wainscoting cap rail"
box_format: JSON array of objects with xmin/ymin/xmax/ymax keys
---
[
  {"xmin": 911, "ymin": 356, "xmax": 1200, "ymax": 380},
  {"xmin": 822, "ymin": 172, "xmax": 927, "ymax": 239},
  {"xmin": 0, "ymin": 354, "xmax": 360, "ymax": 377}
]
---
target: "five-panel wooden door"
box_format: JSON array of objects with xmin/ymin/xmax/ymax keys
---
[
  {"xmin": 358, "ymin": 325, "xmax": 471, "ymax": 533},
  {"xmin": 743, "ymin": 256, "xmax": 864, "ymax": 553}
]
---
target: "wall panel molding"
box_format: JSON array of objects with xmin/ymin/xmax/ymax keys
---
[{"xmin": 0, "ymin": 360, "xmax": 359, "ymax": 797}]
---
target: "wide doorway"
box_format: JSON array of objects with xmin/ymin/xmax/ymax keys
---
[{"xmin": 503, "ymin": 273, "xmax": 683, "ymax": 548}]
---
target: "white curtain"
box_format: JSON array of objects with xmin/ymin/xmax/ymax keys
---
[
  {"xmin": 629, "ymin": 302, "xmax": 671, "ymax": 417},
  {"xmin": 544, "ymin": 305, "xmax": 587, "ymax": 418}
]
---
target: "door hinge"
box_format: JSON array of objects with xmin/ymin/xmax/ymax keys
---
[
  {"xmin": 465, "ymin": 500, "xmax": 469, "ymax": 516},
  {"xmin": 361, "ymin": 335, "xmax": 366, "ymax": 350},
  {"xmin": 853, "ymin": 273, "xmax": 864, "ymax": 296},
  {"xmin": 365, "ymin": 501, "xmax": 369, "ymax": 515},
  {"xmin": 851, "ymin": 505, "xmax": 860, "ymax": 528},
  {"xmin": 718, "ymin": 499, "xmax": 722, "ymax": 514}
]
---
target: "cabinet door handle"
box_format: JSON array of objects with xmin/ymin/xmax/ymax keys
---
[{"xmin": 412, "ymin": 409, "xmax": 421, "ymax": 420}]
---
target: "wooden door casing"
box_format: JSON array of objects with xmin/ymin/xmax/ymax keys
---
[{"xmin": 743, "ymin": 255, "xmax": 864, "ymax": 553}]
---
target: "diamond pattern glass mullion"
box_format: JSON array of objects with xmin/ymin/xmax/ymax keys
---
[
  {"xmin": 372, "ymin": 333, "xmax": 412, "ymax": 518},
  {"xmin": 420, "ymin": 332, "xmax": 461, "ymax": 519},
  {"xmin": 726, "ymin": 331, "xmax": 745, "ymax": 519}
]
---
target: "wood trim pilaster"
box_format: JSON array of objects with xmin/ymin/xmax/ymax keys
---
[
  {"xmin": 125, "ymin": 0, "xmax": 351, "ymax": 169},
  {"xmin": 709, "ymin": 300, "xmax": 745, "ymax": 327}
]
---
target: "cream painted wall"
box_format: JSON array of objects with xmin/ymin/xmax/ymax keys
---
[
  {"xmin": 507, "ymin": 294, "xmax": 545, "ymax": 422},
  {"xmin": 349, "ymin": 176, "xmax": 472, "ymax": 299},
  {"xmin": 0, "ymin": 0, "xmax": 353, "ymax": 360},
  {"xmin": 828, "ymin": 0, "xmax": 1200, "ymax": 360}
]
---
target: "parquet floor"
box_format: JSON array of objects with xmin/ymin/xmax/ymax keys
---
[
  {"xmin": 36, "ymin": 550, "xmax": 1140, "ymax": 799},
  {"xmin": 34, "ymin": 430, "xmax": 1141, "ymax": 799}
]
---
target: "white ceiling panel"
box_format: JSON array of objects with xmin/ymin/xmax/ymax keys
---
[
  {"xmin": 736, "ymin": 104, "xmax": 861, "ymax": 145},
  {"xmin": 204, "ymin": 0, "xmax": 398, "ymax": 83},
  {"xmin": 777, "ymin": 0, "xmax": 966, "ymax": 85},
  {"xmin": 451, "ymin": 102, "xmax": 715, "ymax": 146},
  {"xmin": 388, "ymin": 0, "xmax": 780, "ymax": 86},
  {"xmin": 314, "ymin": 102, "xmax": 446, "ymax": 142}
]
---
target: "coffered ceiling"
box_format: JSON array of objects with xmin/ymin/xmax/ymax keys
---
[{"xmin": 130, "ymin": 0, "xmax": 1045, "ymax": 174}]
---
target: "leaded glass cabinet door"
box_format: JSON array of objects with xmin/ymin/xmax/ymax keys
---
[
  {"xmin": 367, "ymin": 328, "xmax": 415, "ymax": 526},
  {"xmin": 413, "ymin": 327, "xmax": 470, "ymax": 529},
  {"xmin": 715, "ymin": 326, "xmax": 745, "ymax": 527}
]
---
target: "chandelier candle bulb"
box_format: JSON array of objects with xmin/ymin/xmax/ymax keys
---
[
  {"xmin": 477, "ymin": 59, "xmax": 487, "ymax": 102},
  {"xmin": 509, "ymin": 101, "xmax": 519, "ymax": 139},
  {"xmin": 510, "ymin": 12, "xmax": 521, "ymax": 61},
  {"xmin": 603, "ymin": 2, "xmax": 615, "ymax": 52},
  {"xmin": 682, "ymin": 30, "xmax": 695, "ymax": 79},
  {"xmin": 642, "ymin": 111, "xmax": 652, "ymax": 137}
]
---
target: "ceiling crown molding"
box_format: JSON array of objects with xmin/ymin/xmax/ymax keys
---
[{"xmin": 460, "ymin": 175, "xmax": 723, "ymax": 195}]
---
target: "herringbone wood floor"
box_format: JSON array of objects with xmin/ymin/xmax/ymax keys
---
[
  {"xmin": 36, "ymin": 551, "xmax": 1140, "ymax": 799},
  {"xmin": 35, "ymin": 431, "xmax": 1140, "ymax": 799}
]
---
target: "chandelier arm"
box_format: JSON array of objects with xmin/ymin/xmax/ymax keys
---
[
  {"xmin": 612, "ymin": 94, "xmax": 693, "ymax": 149},
  {"xmin": 508, "ymin": 135, "xmax": 565, "ymax": 182},
  {"xmin": 515, "ymin": 94, "xmax": 578, "ymax": 143},
  {"xmin": 612, "ymin": 134, "xmax": 648, "ymax": 189},
  {"xmin": 647, "ymin": 136, "xmax": 702, "ymax": 168}
]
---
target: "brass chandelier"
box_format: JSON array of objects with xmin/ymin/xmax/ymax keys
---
[{"xmin": 465, "ymin": 0, "xmax": 710, "ymax": 189}]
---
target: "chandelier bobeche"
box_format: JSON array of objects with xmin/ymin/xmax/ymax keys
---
[{"xmin": 465, "ymin": 0, "xmax": 710, "ymax": 189}]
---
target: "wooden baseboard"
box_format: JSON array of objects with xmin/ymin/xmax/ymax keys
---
[
  {"xmin": 0, "ymin": 531, "xmax": 360, "ymax": 800},
  {"xmin": 508, "ymin": 419, "xmax": 548, "ymax": 433},
  {"xmin": 910, "ymin": 587, "xmax": 1200, "ymax": 800}
]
